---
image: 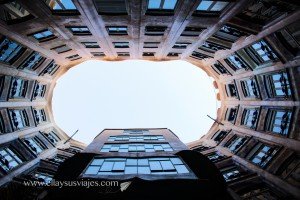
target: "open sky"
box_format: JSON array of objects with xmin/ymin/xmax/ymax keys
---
[{"xmin": 52, "ymin": 60, "xmax": 219, "ymax": 145}]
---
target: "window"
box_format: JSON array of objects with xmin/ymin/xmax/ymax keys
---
[
  {"xmin": 264, "ymin": 71, "xmax": 292, "ymax": 99},
  {"xmin": 51, "ymin": 45, "xmax": 72, "ymax": 54},
  {"xmin": 9, "ymin": 77, "xmax": 28, "ymax": 99},
  {"xmin": 108, "ymin": 135, "xmax": 165, "ymax": 142},
  {"xmin": 181, "ymin": 27, "xmax": 203, "ymax": 37},
  {"xmin": 66, "ymin": 54, "xmax": 81, "ymax": 61},
  {"xmin": 236, "ymin": 0, "xmax": 297, "ymax": 26},
  {"xmin": 32, "ymin": 172, "xmax": 53, "ymax": 184},
  {"xmin": 91, "ymin": 52, "xmax": 105, "ymax": 57},
  {"xmin": 213, "ymin": 24, "xmax": 249, "ymax": 43},
  {"xmin": 0, "ymin": 114, "xmax": 5, "ymax": 134},
  {"xmin": 0, "ymin": 147, "xmax": 23, "ymax": 172},
  {"xmin": 100, "ymin": 143, "xmax": 173, "ymax": 153},
  {"xmin": 227, "ymin": 84, "xmax": 238, "ymax": 97},
  {"xmin": 145, "ymin": 26, "xmax": 167, "ymax": 36},
  {"xmin": 41, "ymin": 60, "xmax": 59, "ymax": 75},
  {"xmin": 241, "ymin": 78, "xmax": 259, "ymax": 98},
  {"xmin": 225, "ymin": 53, "xmax": 249, "ymax": 71},
  {"xmin": 239, "ymin": 184, "xmax": 283, "ymax": 199},
  {"xmin": 93, "ymin": 0, "xmax": 127, "ymax": 15},
  {"xmin": 106, "ymin": 26, "xmax": 128, "ymax": 35},
  {"xmin": 212, "ymin": 130, "xmax": 228, "ymax": 143},
  {"xmin": 0, "ymin": 1, "xmax": 33, "ymax": 24},
  {"xmin": 167, "ymin": 52, "xmax": 180, "ymax": 57},
  {"xmin": 173, "ymin": 42, "xmax": 190, "ymax": 49},
  {"xmin": 190, "ymin": 51, "xmax": 212, "ymax": 60},
  {"xmin": 144, "ymin": 42, "xmax": 160, "ymax": 48},
  {"xmin": 8, "ymin": 109, "xmax": 29, "ymax": 130},
  {"xmin": 19, "ymin": 52, "xmax": 45, "ymax": 70},
  {"xmin": 84, "ymin": 157, "xmax": 190, "ymax": 176},
  {"xmin": 48, "ymin": 155, "xmax": 66, "ymax": 164},
  {"xmin": 31, "ymin": 30, "xmax": 56, "ymax": 42},
  {"xmin": 0, "ymin": 36, "xmax": 25, "ymax": 64},
  {"xmin": 212, "ymin": 62, "xmax": 229, "ymax": 75},
  {"xmin": 143, "ymin": 52, "xmax": 155, "ymax": 57},
  {"xmin": 265, "ymin": 109, "xmax": 292, "ymax": 136},
  {"xmin": 147, "ymin": 0, "xmax": 177, "ymax": 15},
  {"xmin": 242, "ymin": 108, "xmax": 259, "ymax": 129},
  {"xmin": 192, "ymin": 145, "xmax": 210, "ymax": 152},
  {"xmin": 225, "ymin": 135, "xmax": 248, "ymax": 153},
  {"xmin": 199, "ymin": 41, "xmax": 227, "ymax": 53},
  {"xmin": 23, "ymin": 137, "xmax": 46, "ymax": 155},
  {"xmin": 67, "ymin": 26, "xmax": 91, "ymax": 35},
  {"xmin": 276, "ymin": 21, "xmax": 300, "ymax": 56},
  {"xmin": 207, "ymin": 152, "xmax": 225, "ymax": 162},
  {"xmin": 226, "ymin": 107, "xmax": 237, "ymax": 123},
  {"xmin": 249, "ymin": 143, "xmax": 278, "ymax": 168},
  {"xmin": 43, "ymin": 131, "xmax": 61, "ymax": 145},
  {"xmin": 33, "ymin": 108, "xmax": 47, "ymax": 125},
  {"xmin": 117, "ymin": 52, "xmax": 130, "ymax": 57},
  {"xmin": 222, "ymin": 167, "xmax": 242, "ymax": 182},
  {"xmin": 43, "ymin": 0, "xmax": 78, "ymax": 12},
  {"xmin": 246, "ymin": 40, "xmax": 278, "ymax": 65},
  {"xmin": 113, "ymin": 42, "xmax": 129, "ymax": 48},
  {"xmin": 123, "ymin": 129, "xmax": 149, "ymax": 134},
  {"xmin": 194, "ymin": 1, "xmax": 230, "ymax": 15},
  {"xmin": 82, "ymin": 42, "xmax": 100, "ymax": 48}
]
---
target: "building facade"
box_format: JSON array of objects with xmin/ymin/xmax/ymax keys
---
[{"xmin": 0, "ymin": 0, "xmax": 299, "ymax": 199}]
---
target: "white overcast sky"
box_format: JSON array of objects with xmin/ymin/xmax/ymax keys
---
[{"xmin": 52, "ymin": 60, "xmax": 220, "ymax": 145}]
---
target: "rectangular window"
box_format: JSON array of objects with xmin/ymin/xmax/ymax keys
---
[
  {"xmin": 145, "ymin": 26, "xmax": 167, "ymax": 36},
  {"xmin": 67, "ymin": 26, "xmax": 91, "ymax": 35},
  {"xmin": 147, "ymin": 0, "xmax": 177, "ymax": 15},
  {"xmin": 192, "ymin": 145, "xmax": 210, "ymax": 152},
  {"xmin": 211, "ymin": 62, "xmax": 229, "ymax": 75},
  {"xmin": 242, "ymin": 108, "xmax": 259, "ymax": 129},
  {"xmin": 241, "ymin": 78, "xmax": 259, "ymax": 98},
  {"xmin": 32, "ymin": 172, "xmax": 53, "ymax": 184},
  {"xmin": 106, "ymin": 26, "xmax": 128, "ymax": 35},
  {"xmin": 43, "ymin": 0, "xmax": 78, "ymax": 12},
  {"xmin": 213, "ymin": 24, "xmax": 249, "ymax": 43},
  {"xmin": 33, "ymin": 108, "xmax": 47, "ymax": 125},
  {"xmin": 113, "ymin": 42, "xmax": 129, "ymax": 48},
  {"xmin": 226, "ymin": 107, "xmax": 238, "ymax": 123},
  {"xmin": 249, "ymin": 143, "xmax": 278, "ymax": 168},
  {"xmin": 225, "ymin": 53, "xmax": 249, "ymax": 71},
  {"xmin": 143, "ymin": 52, "xmax": 155, "ymax": 57},
  {"xmin": 167, "ymin": 52, "xmax": 180, "ymax": 57},
  {"xmin": 246, "ymin": 40, "xmax": 278, "ymax": 65},
  {"xmin": 84, "ymin": 157, "xmax": 190, "ymax": 176},
  {"xmin": 82, "ymin": 42, "xmax": 100, "ymax": 48},
  {"xmin": 194, "ymin": 1, "xmax": 230, "ymax": 15},
  {"xmin": 23, "ymin": 137, "xmax": 46, "ymax": 155},
  {"xmin": 43, "ymin": 131, "xmax": 61, "ymax": 145},
  {"xmin": 0, "ymin": 37, "xmax": 25, "ymax": 64},
  {"xmin": 117, "ymin": 52, "xmax": 130, "ymax": 57},
  {"xmin": 227, "ymin": 83, "xmax": 238, "ymax": 97},
  {"xmin": 100, "ymin": 143, "xmax": 173, "ymax": 153},
  {"xmin": 33, "ymin": 83, "xmax": 46, "ymax": 99},
  {"xmin": 173, "ymin": 42, "xmax": 190, "ymax": 49},
  {"xmin": 66, "ymin": 54, "xmax": 81, "ymax": 61},
  {"xmin": 0, "ymin": 1, "xmax": 33, "ymax": 24},
  {"xmin": 207, "ymin": 152, "xmax": 225, "ymax": 162},
  {"xmin": 31, "ymin": 30, "xmax": 56, "ymax": 42},
  {"xmin": 190, "ymin": 51, "xmax": 212, "ymax": 60},
  {"xmin": 123, "ymin": 129, "xmax": 149, "ymax": 134},
  {"xmin": 265, "ymin": 71, "xmax": 292, "ymax": 99},
  {"xmin": 9, "ymin": 77, "xmax": 28, "ymax": 99},
  {"xmin": 0, "ymin": 147, "xmax": 23, "ymax": 172},
  {"xmin": 181, "ymin": 27, "xmax": 203, "ymax": 37},
  {"xmin": 199, "ymin": 41, "xmax": 227, "ymax": 53},
  {"xmin": 108, "ymin": 135, "xmax": 165, "ymax": 142},
  {"xmin": 221, "ymin": 167, "xmax": 242, "ymax": 182},
  {"xmin": 51, "ymin": 45, "xmax": 72, "ymax": 54},
  {"xmin": 144, "ymin": 42, "xmax": 160, "ymax": 48},
  {"xmin": 8, "ymin": 109, "xmax": 29, "ymax": 131},
  {"xmin": 19, "ymin": 52, "xmax": 45, "ymax": 70},
  {"xmin": 42, "ymin": 60, "xmax": 59, "ymax": 75},
  {"xmin": 212, "ymin": 130, "xmax": 228, "ymax": 143},
  {"xmin": 225, "ymin": 135, "xmax": 248, "ymax": 153},
  {"xmin": 93, "ymin": 0, "xmax": 127, "ymax": 15},
  {"xmin": 265, "ymin": 109, "xmax": 292, "ymax": 136},
  {"xmin": 91, "ymin": 52, "xmax": 105, "ymax": 57}
]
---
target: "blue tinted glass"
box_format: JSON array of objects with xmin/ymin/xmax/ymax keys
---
[
  {"xmin": 53, "ymin": 0, "xmax": 76, "ymax": 10},
  {"xmin": 163, "ymin": 0, "xmax": 177, "ymax": 9},
  {"xmin": 148, "ymin": 0, "xmax": 161, "ymax": 9},
  {"xmin": 197, "ymin": 1, "xmax": 213, "ymax": 11}
]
